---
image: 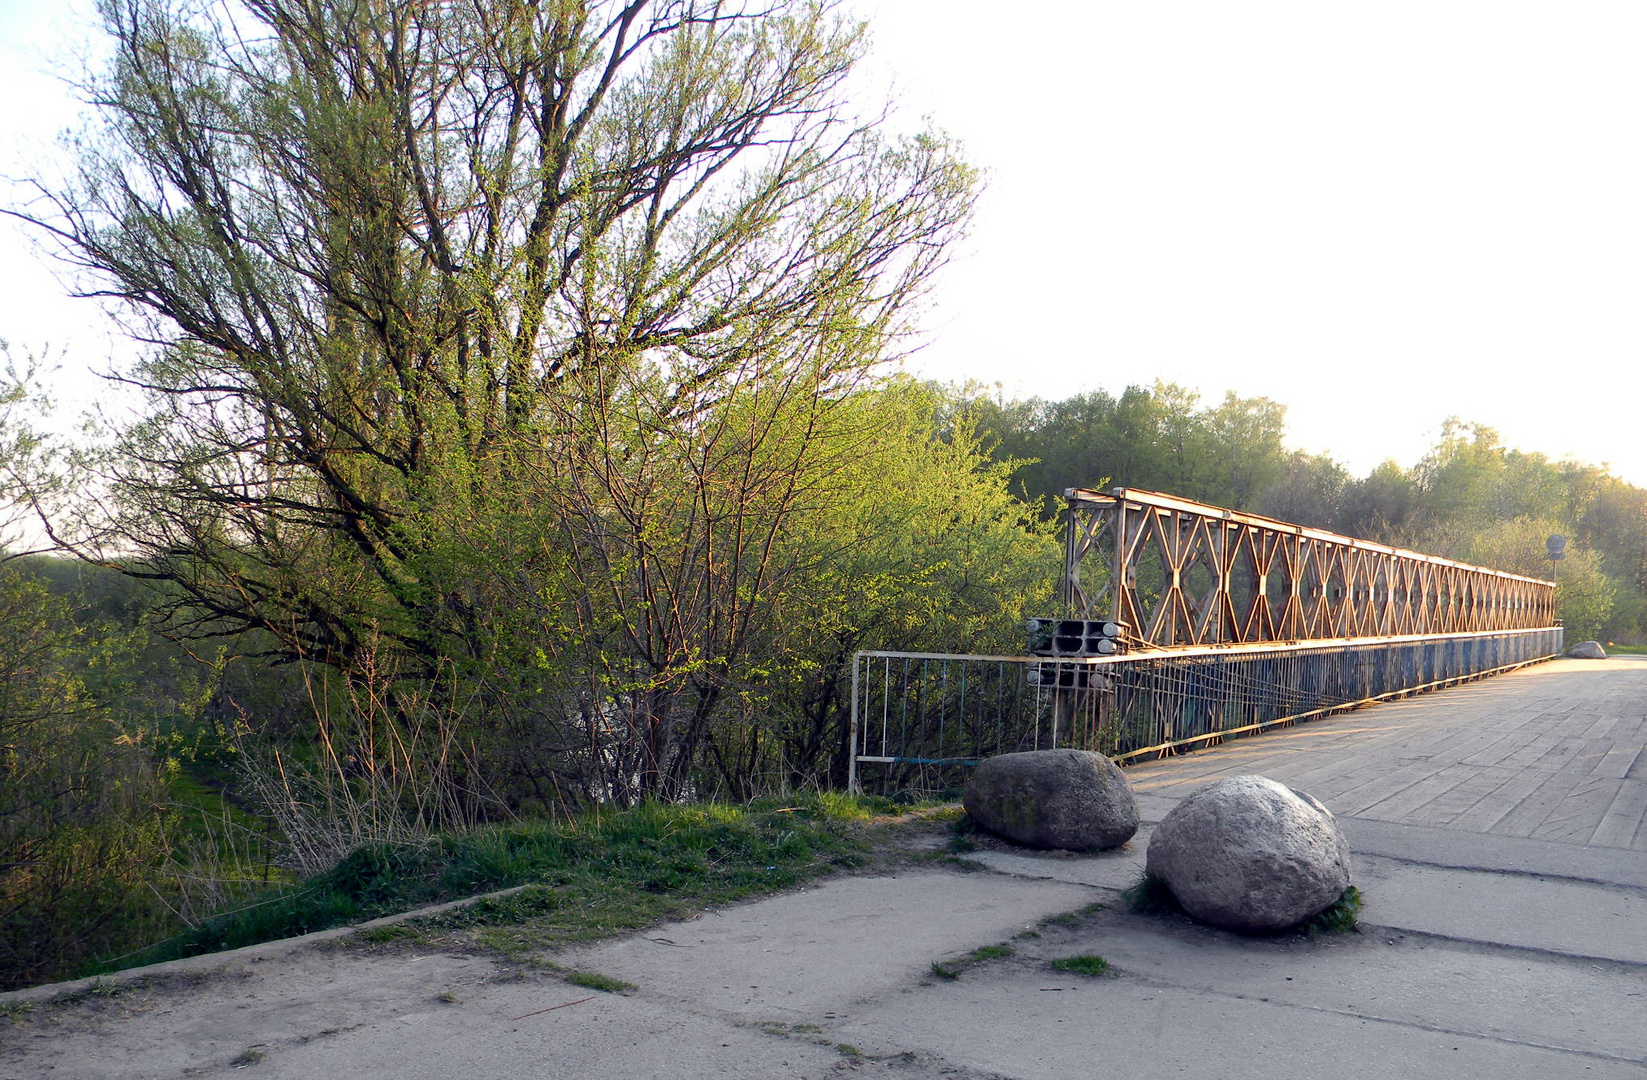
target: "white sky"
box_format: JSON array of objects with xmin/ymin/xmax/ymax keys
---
[
  {"xmin": 3, "ymin": 1, "xmax": 1645, "ymax": 486},
  {"xmin": 857, "ymin": 1, "xmax": 1647, "ymax": 484}
]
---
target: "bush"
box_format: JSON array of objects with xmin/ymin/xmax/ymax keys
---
[{"xmin": 0, "ymin": 568, "xmax": 177, "ymax": 990}]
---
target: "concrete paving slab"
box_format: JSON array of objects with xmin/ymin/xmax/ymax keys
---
[
  {"xmin": 1063, "ymin": 920, "xmax": 1647, "ymax": 1065},
  {"xmin": 1352, "ymin": 855, "xmax": 1647, "ymax": 964},
  {"xmin": 555, "ymin": 871, "xmax": 1098, "ymax": 1024},
  {"xmin": 1338, "ymin": 815, "xmax": 1647, "ymax": 888},
  {"xmin": 248, "ymin": 986, "xmax": 851, "ymax": 1080},
  {"xmin": 953, "ymin": 846, "xmax": 1147, "ymax": 892},
  {"xmin": 833, "ymin": 954, "xmax": 1647, "ymax": 1080},
  {"xmin": 1594, "ymin": 779, "xmax": 1647, "ymax": 850}
]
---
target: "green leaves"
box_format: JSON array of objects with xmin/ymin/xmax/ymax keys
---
[
  {"xmin": 6, "ymin": 0, "xmax": 992, "ymax": 811},
  {"xmin": 0, "ymin": 565, "xmax": 177, "ymax": 990}
]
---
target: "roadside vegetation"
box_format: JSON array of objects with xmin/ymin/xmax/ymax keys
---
[
  {"xmin": 91, "ymin": 795, "xmax": 888, "ymax": 976},
  {"xmin": 0, "ymin": 0, "xmax": 1642, "ymax": 993}
]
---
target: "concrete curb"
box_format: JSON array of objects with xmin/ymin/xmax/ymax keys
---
[{"xmin": 0, "ymin": 884, "xmax": 533, "ymax": 1006}]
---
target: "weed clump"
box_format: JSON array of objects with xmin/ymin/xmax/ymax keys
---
[
  {"xmin": 1122, "ymin": 872, "xmax": 1177, "ymax": 915},
  {"xmin": 930, "ymin": 942, "xmax": 1014, "ymax": 980},
  {"xmin": 355, "ymin": 924, "xmax": 418, "ymax": 945},
  {"xmin": 565, "ymin": 970, "xmax": 637, "ymax": 995},
  {"xmin": 1040, "ymin": 901, "xmax": 1107, "ymax": 928},
  {"xmin": 1049, "ymin": 954, "xmax": 1110, "ymax": 977},
  {"xmin": 1303, "ymin": 886, "xmax": 1362, "ymax": 935}
]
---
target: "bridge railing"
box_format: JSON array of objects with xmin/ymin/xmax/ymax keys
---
[{"xmin": 848, "ymin": 626, "xmax": 1563, "ymax": 794}]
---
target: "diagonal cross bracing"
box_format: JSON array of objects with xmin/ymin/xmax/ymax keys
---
[{"xmin": 1062, "ymin": 487, "xmax": 1557, "ymax": 649}]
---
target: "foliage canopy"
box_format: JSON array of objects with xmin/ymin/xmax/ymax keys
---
[{"xmin": 16, "ymin": 0, "xmax": 1025, "ymax": 809}]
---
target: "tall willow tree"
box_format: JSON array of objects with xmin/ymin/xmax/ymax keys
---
[{"xmin": 17, "ymin": 0, "xmax": 977, "ymax": 808}]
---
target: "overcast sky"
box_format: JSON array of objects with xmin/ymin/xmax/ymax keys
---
[
  {"xmin": 3, "ymin": 1, "xmax": 1644, "ymax": 486},
  {"xmin": 855, "ymin": 1, "xmax": 1647, "ymax": 484}
]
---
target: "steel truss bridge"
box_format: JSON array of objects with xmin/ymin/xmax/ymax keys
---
[
  {"xmin": 1063, "ymin": 487, "xmax": 1556, "ymax": 647},
  {"xmin": 849, "ymin": 488, "xmax": 1562, "ymax": 793}
]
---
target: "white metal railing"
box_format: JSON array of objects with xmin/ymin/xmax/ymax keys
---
[{"xmin": 848, "ymin": 626, "xmax": 1564, "ymax": 793}]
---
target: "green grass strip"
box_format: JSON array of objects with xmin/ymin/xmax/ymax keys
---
[{"xmin": 88, "ymin": 794, "xmax": 890, "ymax": 976}]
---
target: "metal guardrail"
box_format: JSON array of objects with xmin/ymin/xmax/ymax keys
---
[{"xmin": 848, "ymin": 626, "xmax": 1564, "ymax": 793}]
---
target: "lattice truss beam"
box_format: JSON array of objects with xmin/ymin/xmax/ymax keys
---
[{"xmin": 1063, "ymin": 488, "xmax": 1558, "ymax": 648}]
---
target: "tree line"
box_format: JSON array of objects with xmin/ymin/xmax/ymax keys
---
[{"xmin": 956, "ymin": 382, "xmax": 1640, "ymax": 644}]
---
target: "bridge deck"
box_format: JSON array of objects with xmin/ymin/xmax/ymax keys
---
[{"xmin": 1125, "ymin": 653, "xmax": 1647, "ymax": 853}]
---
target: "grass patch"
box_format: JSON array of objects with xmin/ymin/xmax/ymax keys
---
[
  {"xmin": 0, "ymin": 1001, "xmax": 36, "ymax": 1024},
  {"xmin": 565, "ymin": 970, "xmax": 637, "ymax": 995},
  {"xmin": 930, "ymin": 941, "xmax": 1014, "ymax": 980},
  {"xmin": 756, "ymin": 1020, "xmax": 868, "ymax": 1062},
  {"xmin": 1039, "ymin": 901, "xmax": 1107, "ymax": 928},
  {"xmin": 166, "ymin": 770, "xmax": 270, "ymax": 848},
  {"xmin": 354, "ymin": 923, "xmax": 418, "ymax": 944},
  {"xmin": 87, "ymin": 794, "xmax": 882, "ymax": 975},
  {"xmin": 1121, "ymin": 872, "xmax": 1177, "ymax": 915},
  {"xmin": 914, "ymin": 849, "xmax": 982, "ymax": 872},
  {"xmin": 1303, "ymin": 886, "xmax": 1362, "ymax": 935},
  {"xmin": 1049, "ymin": 954, "xmax": 1110, "ymax": 977},
  {"xmin": 941, "ymin": 813, "xmax": 979, "ymax": 853},
  {"xmin": 50, "ymin": 977, "xmax": 132, "ymax": 1007}
]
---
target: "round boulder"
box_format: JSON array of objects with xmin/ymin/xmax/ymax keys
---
[
  {"xmin": 963, "ymin": 749, "xmax": 1139, "ymax": 851},
  {"xmin": 1146, "ymin": 775, "xmax": 1351, "ymax": 933},
  {"xmin": 1567, "ymin": 640, "xmax": 1607, "ymax": 659}
]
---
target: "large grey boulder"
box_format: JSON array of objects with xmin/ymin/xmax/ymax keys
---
[
  {"xmin": 1146, "ymin": 775, "xmax": 1351, "ymax": 933},
  {"xmin": 1567, "ymin": 640, "xmax": 1607, "ymax": 659},
  {"xmin": 963, "ymin": 749, "xmax": 1139, "ymax": 851}
]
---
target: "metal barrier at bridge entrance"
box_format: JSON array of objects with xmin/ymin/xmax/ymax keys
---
[{"xmin": 849, "ymin": 488, "xmax": 1562, "ymax": 794}]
